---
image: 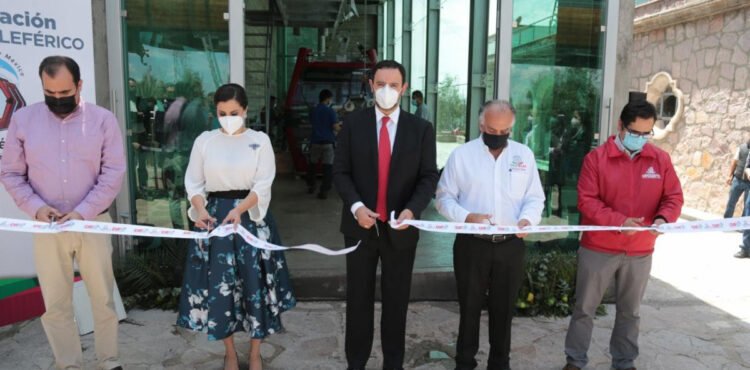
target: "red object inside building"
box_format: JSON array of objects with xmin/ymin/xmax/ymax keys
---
[
  {"xmin": 283, "ymin": 48, "xmax": 378, "ymax": 174},
  {"xmin": 0, "ymin": 78, "xmax": 26, "ymax": 130}
]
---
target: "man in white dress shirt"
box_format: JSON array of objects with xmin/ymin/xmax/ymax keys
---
[{"xmin": 436, "ymin": 100, "xmax": 545, "ymax": 370}]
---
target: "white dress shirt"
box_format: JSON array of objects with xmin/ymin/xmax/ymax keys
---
[
  {"xmin": 435, "ymin": 137, "xmax": 545, "ymax": 226},
  {"xmin": 375, "ymin": 107, "xmax": 400, "ymax": 151},
  {"xmin": 350, "ymin": 108, "xmax": 401, "ymax": 217},
  {"xmin": 185, "ymin": 128, "xmax": 275, "ymax": 223}
]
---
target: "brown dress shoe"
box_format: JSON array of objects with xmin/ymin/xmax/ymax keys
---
[{"xmin": 562, "ymin": 365, "xmax": 580, "ymax": 370}]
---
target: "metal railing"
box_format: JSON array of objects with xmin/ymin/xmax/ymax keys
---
[{"xmin": 512, "ymin": 15, "xmax": 557, "ymax": 47}]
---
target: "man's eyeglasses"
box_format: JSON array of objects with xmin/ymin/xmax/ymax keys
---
[{"xmin": 625, "ymin": 127, "xmax": 654, "ymax": 138}]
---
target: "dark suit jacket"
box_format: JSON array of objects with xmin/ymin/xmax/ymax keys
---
[{"xmin": 333, "ymin": 107, "xmax": 439, "ymax": 248}]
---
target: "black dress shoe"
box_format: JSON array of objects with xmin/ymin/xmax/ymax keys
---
[{"xmin": 110, "ymin": 367, "xmax": 123, "ymax": 370}]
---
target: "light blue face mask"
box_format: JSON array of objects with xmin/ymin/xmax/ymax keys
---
[
  {"xmin": 622, "ymin": 131, "xmax": 648, "ymax": 151},
  {"xmin": 410, "ymin": 98, "xmax": 418, "ymax": 107}
]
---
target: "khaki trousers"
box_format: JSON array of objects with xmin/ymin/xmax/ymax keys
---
[
  {"xmin": 564, "ymin": 247, "xmax": 652, "ymax": 370},
  {"xmin": 33, "ymin": 213, "xmax": 120, "ymax": 370}
]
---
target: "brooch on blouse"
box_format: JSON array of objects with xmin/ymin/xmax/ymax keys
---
[{"xmin": 249, "ymin": 143, "xmax": 260, "ymax": 150}]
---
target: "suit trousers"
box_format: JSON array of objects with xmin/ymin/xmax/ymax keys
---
[
  {"xmin": 32, "ymin": 213, "xmax": 120, "ymax": 370},
  {"xmin": 345, "ymin": 221, "xmax": 417, "ymax": 370},
  {"xmin": 453, "ymin": 235, "xmax": 526, "ymax": 370},
  {"xmin": 564, "ymin": 247, "xmax": 652, "ymax": 370}
]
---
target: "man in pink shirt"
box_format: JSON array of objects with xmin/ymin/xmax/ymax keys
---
[{"xmin": 0, "ymin": 56, "xmax": 126, "ymax": 370}]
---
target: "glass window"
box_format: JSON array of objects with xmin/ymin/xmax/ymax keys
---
[
  {"xmin": 123, "ymin": 0, "xmax": 229, "ymax": 235},
  {"xmin": 510, "ymin": 0, "xmax": 605, "ymax": 248},
  {"xmin": 410, "ymin": 0, "xmax": 427, "ymax": 98},
  {"xmin": 436, "ymin": 0, "xmax": 470, "ymax": 169},
  {"xmin": 281, "ymin": 28, "xmax": 319, "ymax": 96},
  {"xmin": 659, "ymin": 90, "xmax": 676, "ymax": 121},
  {"xmin": 394, "ymin": 0, "xmax": 403, "ymax": 62},
  {"xmin": 486, "ymin": 0, "xmax": 498, "ymax": 102},
  {"xmin": 383, "ymin": 3, "xmax": 389, "ymax": 59}
]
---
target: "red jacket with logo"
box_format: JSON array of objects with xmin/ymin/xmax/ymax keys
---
[{"xmin": 577, "ymin": 136, "xmax": 684, "ymax": 256}]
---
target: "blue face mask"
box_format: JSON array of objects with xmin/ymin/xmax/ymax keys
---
[
  {"xmin": 622, "ymin": 131, "xmax": 648, "ymax": 151},
  {"xmin": 410, "ymin": 98, "xmax": 418, "ymax": 107}
]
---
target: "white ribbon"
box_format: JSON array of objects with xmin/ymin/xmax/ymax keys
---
[
  {"xmin": 0, "ymin": 218, "xmax": 358, "ymax": 256},
  {"xmin": 2, "ymin": 213, "xmax": 748, "ymax": 256},
  {"xmin": 388, "ymin": 212, "xmax": 750, "ymax": 235}
]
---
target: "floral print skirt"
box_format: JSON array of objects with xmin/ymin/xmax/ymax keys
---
[{"xmin": 176, "ymin": 197, "xmax": 296, "ymax": 340}]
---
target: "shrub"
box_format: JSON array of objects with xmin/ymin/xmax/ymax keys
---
[
  {"xmin": 515, "ymin": 248, "xmax": 606, "ymax": 317},
  {"xmin": 516, "ymin": 250, "xmax": 577, "ymax": 317},
  {"xmin": 115, "ymin": 238, "xmax": 186, "ymax": 311}
]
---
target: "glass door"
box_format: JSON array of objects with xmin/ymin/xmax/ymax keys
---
[
  {"xmin": 122, "ymin": 0, "xmax": 229, "ymax": 247},
  {"xmin": 509, "ymin": 0, "xmax": 607, "ymax": 248}
]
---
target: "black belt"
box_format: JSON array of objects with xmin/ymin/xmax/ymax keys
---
[
  {"xmin": 208, "ymin": 190, "xmax": 250, "ymax": 199},
  {"xmin": 472, "ymin": 234, "xmax": 518, "ymax": 244}
]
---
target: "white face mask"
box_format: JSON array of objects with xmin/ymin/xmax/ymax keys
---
[
  {"xmin": 218, "ymin": 115, "xmax": 245, "ymax": 135},
  {"xmin": 374, "ymin": 85, "xmax": 401, "ymax": 110}
]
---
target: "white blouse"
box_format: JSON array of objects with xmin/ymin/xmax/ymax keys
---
[{"xmin": 184, "ymin": 128, "xmax": 275, "ymax": 223}]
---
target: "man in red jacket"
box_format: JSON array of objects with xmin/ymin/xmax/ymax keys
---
[{"xmin": 562, "ymin": 99, "xmax": 683, "ymax": 370}]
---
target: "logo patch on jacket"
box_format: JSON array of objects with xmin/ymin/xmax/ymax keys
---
[
  {"xmin": 249, "ymin": 143, "xmax": 260, "ymax": 150},
  {"xmin": 510, "ymin": 155, "xmax": 527, "ymax": 171},
  {"xmin": 642, "ymin": 166, "xmax": 661, "ymax": 179}
]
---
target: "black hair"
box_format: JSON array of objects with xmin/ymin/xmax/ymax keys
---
[
  {"xmin": 213, "ymin": 83, "xmax": 248, "ymax": 108},
  {"xmin": 319, "ymin": 89, "xmax": 333, "ymax": 102},
  {"xmin": 619, "ymin": 99, "xmax": 657, "ymax": 128},
  {"xmin": 370, "ymin": 60, "xmax": 407, "ymax": 84},
  {"xmin": 412, "ymin": 90, "xmax": 423, "ymax": 99},
  {"xmin": 38, "ymin": 56, "xmax": 81, "ymax": 85}
]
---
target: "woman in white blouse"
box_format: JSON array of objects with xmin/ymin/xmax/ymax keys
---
[{"xmin": 176, "ymin": 83, "xmax": 296, "ymax": 370}]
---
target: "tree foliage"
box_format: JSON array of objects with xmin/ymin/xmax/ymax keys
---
[{"xmin": 436, "ymin": 75, "xmax": 467, "ymax": 133}]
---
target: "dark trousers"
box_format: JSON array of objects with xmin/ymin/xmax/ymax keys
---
[
  {"xmin": 345, "ymin": 222, "xmax": 417, "ymax": 370},
  {"xmin": 453, "ymin": 235, "xmax": 526, "ymax": 370},
  {"xmin": 306, "ymin": 142, "xmax": 334, "ymax": 196},
  {"xmin": 306, "ymin": 163, "xmax": 333, "ymax": 195}
]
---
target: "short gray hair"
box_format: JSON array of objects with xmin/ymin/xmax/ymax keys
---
[{"xmin": 478, "ymin": 100, "xmax": 516, "ymax": 128}]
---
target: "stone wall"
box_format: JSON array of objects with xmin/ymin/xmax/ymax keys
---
[
  {"xmin": 630, "ymin": 4, "xmax": 750, "ymax": 216},
  {"xmin": 635, "ymin": 0, "xmax": 708, "ymax": 19}
]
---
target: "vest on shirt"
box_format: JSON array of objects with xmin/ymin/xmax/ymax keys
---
[{"xmin": 735, "ymin": 142, "xmax": 750, "ymax": 180}]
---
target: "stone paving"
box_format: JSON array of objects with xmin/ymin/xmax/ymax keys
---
[{"xmin": 2, "ymin": 229, "xmax": 750, "ymax": 370}]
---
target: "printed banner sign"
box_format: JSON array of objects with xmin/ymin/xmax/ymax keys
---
[{"xmin": 0, "ymin": 0, "xmax": 96, "ymax": 276}]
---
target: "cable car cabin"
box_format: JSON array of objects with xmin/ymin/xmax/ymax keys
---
[{"xmin": 283, "ymin": 47, "xmax": 378, "ymax": 175}]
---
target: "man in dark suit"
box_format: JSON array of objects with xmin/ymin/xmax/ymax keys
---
[{"xmin": 333, "ymin": 60, "xmax": 439, "ymax": 370}]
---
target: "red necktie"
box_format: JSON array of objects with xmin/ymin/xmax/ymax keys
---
[{"xmin": 376, "ymin": 116, "xmax": 391, "ymax": 222}]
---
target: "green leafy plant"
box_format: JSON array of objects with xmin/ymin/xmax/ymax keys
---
[
  {"xmin": 115, "ymin": 238, "xmax": 188, "ymax": 310},
  {"xmin": 515, "ymin": 249, "xmax": 606, "ymax": 317}
]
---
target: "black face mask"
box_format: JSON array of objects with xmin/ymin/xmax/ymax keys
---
[
  {"xmin": 45, "ymin": 94, "xmax": 78, "ymax": 115},
  {"xmin": 482, "ymin": 132, "xmax": 509, "ymax": 150}
]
